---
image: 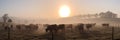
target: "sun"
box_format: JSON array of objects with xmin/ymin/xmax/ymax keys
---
[{"xmin": 59, "ymin": 5, "xmax": 71, "ymax": 17}]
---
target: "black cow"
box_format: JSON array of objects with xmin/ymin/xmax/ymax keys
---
[
  {"xmin": 4, "ymin": 26, "xmax": 9, "ymax": 30},
  {"xmin": 45, "ymin": 24, "xmax": 58, "ymax": 33},
  {"xmin": 58, "ymin": 24, "xmax": 65, "ymax": 32}
]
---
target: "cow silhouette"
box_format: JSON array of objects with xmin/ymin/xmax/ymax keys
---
[
  {"xmin": 24, "ymin": 24, "xmax": 38, "ymax": 31},
  {"xmin": 16, "ymin": 25, "xmax": 22, "ymax": 30},
  {"xmin": 86, "ymin": 24, "xmax": 94, "ymax": 30},
  {"xmin": 76, "ymin": 23, "xmax": 84, "ymax": 32},
  {"xmin": 58, "ymin": 24, "xmax": 65, "ymax": 32},
  {"xmin": 16, "ymin": 24, "xmax": 38, "ymax": 31},
  {"xmin": 45, "ymin": 24, "xmax": 58, "ymax": 33},
  {"xmin": 102, "ymin": 23, "xmax": 109, "ymax": 27}
]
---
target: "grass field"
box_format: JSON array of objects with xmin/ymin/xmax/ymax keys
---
[{"xmin": 0, "ymin": 24, "xmax": 120, "ymax": 40}]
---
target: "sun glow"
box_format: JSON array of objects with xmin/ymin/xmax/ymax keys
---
[{"xmin": 59, "ymin": 5, "xmax": 71, "ymax": 17}]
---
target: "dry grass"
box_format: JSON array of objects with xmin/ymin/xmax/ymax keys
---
[{"xmin": 0, "ymin": 25, "xmax": 120, "ymax": 40}]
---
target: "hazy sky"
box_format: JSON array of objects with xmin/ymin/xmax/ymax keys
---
[{"xmin": 0, "ymin": 0, "xmax": 120, "ymax": 19}]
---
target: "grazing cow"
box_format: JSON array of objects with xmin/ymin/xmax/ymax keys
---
[
  {"xmin": 34, "ymin": 24, "xmax": 39, "ymax": 30},
  {"xmin": 45, "ymin": 24, "xmax": 58, "ymax": 33},
  {"xmin": 86, "ymin": 24, "xmax": 92, "ymax": 30},
  {"xmin": 65, "ymin": 24, "xmax": 73, "ymax": 32},
  {"xmin": 24, "ymin": 24, "xmax": 39, "ymax": 31},
  {"xmin": 76, "ymin": 23, "xmax": 84, "ymax": 32},
  {"xmin": 25, "ymin": 25, "xmax": 31, "ymax": 30},
  {"xmin": 102, "ymin": 23, "xmax": 109, "ymax": 27},
  {"xmin": 85, "ymin": 23, "xmax": 96, "ymax": 31},
  {"xmin": 66, "ymin": 24, "xmax": 73, "ymax": 28},
  {"xmin": 58, "ymin": 24, "xmax": 65, "ymax": 32},
  {"xmin": 31, "ymin": 24, "xmax": 38, "ymax": 30},
  {"xmin": 4, "ymin": 26, "xmax": 9, "ymax": 30},
  {"xmin": 4, "ymin": 25, "xmax": 13, "ymax": 30},
  {"xmin": 16, "ymin": 25, "xmax": 22, "ymax": 30},
  {"xmin": 16, "ymin": 24, "xmax": 26, "ymax": 31}
]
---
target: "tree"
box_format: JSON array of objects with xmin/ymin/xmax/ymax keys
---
[
  {"xmin": 2, "ymin": 14, "xmax": 10, "ymax": 27},
  {"xmin": 2, "ymin": 14, "xmax": 9, "ymax": 23}
]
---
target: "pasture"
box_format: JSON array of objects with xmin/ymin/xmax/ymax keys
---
[{"xmin": 0, "ymin": 23, "xmax": 120, "ymax": 40}]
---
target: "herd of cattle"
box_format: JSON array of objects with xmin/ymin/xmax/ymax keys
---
[
  {"xmin": 0, "ymin": 23, "xmax": 110, "ymax": 33},
  {"xmin": 44, "ymin": 23, "xmax": 96, "ymax": 33}
]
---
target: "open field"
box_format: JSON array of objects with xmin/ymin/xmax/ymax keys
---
[{"xmin": 0, "ymin": 24, "xmax": 120, "ymax": 40}]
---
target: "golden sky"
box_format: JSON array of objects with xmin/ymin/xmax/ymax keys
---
[{"xmin": 0, "ymin": 0, "xmax": 120, "ymax": 19}]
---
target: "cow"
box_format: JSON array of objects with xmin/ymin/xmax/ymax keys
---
[
  {"xmin": 4, "ymin": 26, "xmax": 9, "ymax": 30},
  {"xmin": 66, "ymin": 24, "xmax": 73, "ymax": 32},
  {"xmin": 57, "ymin": 24, "xmax": 65, "ymax": 32},
  {"xmin": 45, "ymin": 24, "xmax": 58, "ymax": 33},
  {"xmin": 3, "ymin": 25, "xmax": 13, "ymax": 31},
  {"xmin": 16, "ymin": 25, "xmax": 22, "ymax": 30},
  {"xmin": 66, "ymin": 24, "xmax": 73, "ymax": 28},
  {"xmin": 25, "ymin": 25, "xmax": 31, "ymax": 31},
  {"xmin": 85, "ymin": 23, "xmax": 96, "ymax": 31},
  {"xmin": 24, "ymin": 24, "xmax": 39, "ymax": 31},
  {"xmin": 76, "ymin": 23, "xmax": 84, "ymax": 32},
  {"xmin": 102, "ymin": 23, "xmax": 109, "ymax": 27}
]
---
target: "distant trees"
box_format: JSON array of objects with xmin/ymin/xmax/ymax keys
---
[
  {"xmin": 2, "ymin": 14, "xmax": 9, "ymax": 23},
  {"xmin": 2, "ymin": 14, "xmax": 13, "ymax": 27}
]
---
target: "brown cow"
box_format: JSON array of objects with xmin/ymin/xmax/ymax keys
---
[
  {"xmin": 76, "ymin": 23, "xmax": 84, "ymax": 32},
  {"xmin": 25, "ymin": 24, "xmax": 39, "ymax": 31},
  {"xmin": 58, "ymin": 24, "xmax": 65, "ymax": 32},
  {"xmin": 102, "ymin": 23, "xmax": 109, "ymax": 27},
  {"xmin": 85, "ymin": 23, "xmax": 96, "ymax": 31},
  {"xmin": 16, "ymin": 25, "xmax": 22, "ymax": 30}
]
